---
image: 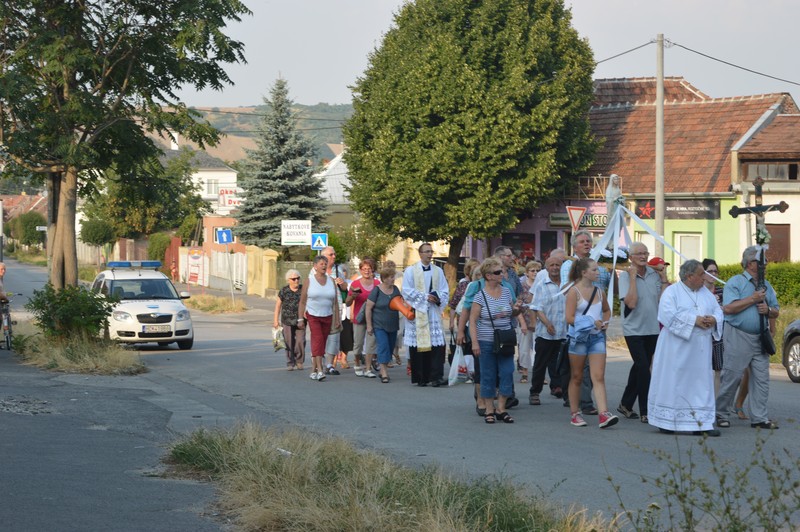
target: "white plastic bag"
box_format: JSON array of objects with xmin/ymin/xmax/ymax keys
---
[
  {"xmin": 448, "ymin": 345, "xmax": 469, "ymax": 386},
  {"xmin": 272, "ymin": 327, "xmax": 287, "ymax": 351}
]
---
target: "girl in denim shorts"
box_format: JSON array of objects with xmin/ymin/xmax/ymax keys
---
[{"xmin": 565, "ymin": 258, "xmax": 618, "ymax": 429}]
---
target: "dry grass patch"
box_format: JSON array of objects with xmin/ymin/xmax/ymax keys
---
[
  {"xmin": 184, "ymin": 294, "xmax": 248, "ymax": 313},
  {"xmin": 13, "ymin": 321, "xmax": 146, "ymax": 375},
  {"xmin": 169, "ymin": 422, "xmax": 615, "ymax": 532}
]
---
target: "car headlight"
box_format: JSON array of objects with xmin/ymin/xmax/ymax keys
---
[
  {"xmin": 176, "ymin": 309, "xmax": 191, "ymax": 322},
  {"xmin": 112, "ymin": 310, "xmax": 133, "ymax": 322}
]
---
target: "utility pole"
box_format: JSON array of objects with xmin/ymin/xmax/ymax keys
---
[{"xmin": 655, "ymin": 33, "xmax": 665, "ymax": 257}]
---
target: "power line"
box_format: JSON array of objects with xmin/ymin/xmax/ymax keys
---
[
  {"xmin": 192, "ymin": 108, "xmax": 348, "ymax": 121},
  {"xmin": 668, "ymin": 40, "xmax": 800, "ymax": 88},
  {"xmin": 595, "ymin": 41, "xmax": 655, "ymax": 65}
]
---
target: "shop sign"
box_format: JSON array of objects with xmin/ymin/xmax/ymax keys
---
[
  {"xmin": 635, "ymin": 199, "xmax": 720, "ymax": 220},
  {"xmin": 549, "ymin": 212, "xmax": 607, "ymax": 228}
]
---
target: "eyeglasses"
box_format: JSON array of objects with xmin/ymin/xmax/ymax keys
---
[
  {"xmin": 528, "ymin": 269, "xmax": 541, "ymax": 273},
  {"xmin": 490, "ymin": 270, "xmax": 503, "ymax": 275},
  {"xmin": 289, "ymin": 277, "xmax": 300, "ymax": 281}
]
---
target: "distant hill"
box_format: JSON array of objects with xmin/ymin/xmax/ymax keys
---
[{"xmin": 188, "ymin": 103, "xmax": 353, "ymax": 164}]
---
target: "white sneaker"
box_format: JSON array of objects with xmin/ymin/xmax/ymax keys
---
[
  {"xmin": 310, "ymin": 372, "xmax": 318, "ymax": 380},
  {"xmin": 317, "ymin": 372, "xmax": 326, "ymax": 381},
  {"xmin": 354, "ymin": 366, "xmax": 364, "ymax": 377},
  {"xmin": 364, "ymin": 371, "xmax": 377, "ymax": 378}
]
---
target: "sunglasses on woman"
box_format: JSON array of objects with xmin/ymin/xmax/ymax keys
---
[
  {"xmin": 490, "ymin": 270, "xmax": 502, "ymax": 275},
  {"xmin": 289, "ymin": 277, "xmax": 300, "ymax": 281}
]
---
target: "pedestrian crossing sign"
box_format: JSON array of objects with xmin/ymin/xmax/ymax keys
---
[{"xmin": 311, "ymin": 233, "xmax": 328, "ymax": 250}]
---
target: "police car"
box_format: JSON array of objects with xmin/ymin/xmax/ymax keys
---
[{"xmin": 90, "ymin": 261, "xmax": 194, "ymax": 350}]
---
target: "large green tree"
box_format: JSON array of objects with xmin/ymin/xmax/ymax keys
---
[
  {"xmin": 81, "ymin": 148, "xmax": 210, "ymax": 239},
  {"xmin": 234, "ymin": 78, "xmax": 327, "ymax": 250},
  {"xmin": 0, "ymin": 0, "xmax": 250, "ymax": 289},
  {"xmin": 344, "ymin": 0, "xmax": 597, "ymax": 282}
]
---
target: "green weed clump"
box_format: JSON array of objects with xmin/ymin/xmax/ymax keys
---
[
  {"xmin": 170, "ymin": 422, "xmax": 611, "ymax": 532},
  {"xmin": 14, "ymin": 321, "xmax": 145, "ymax": 375},
  {"xmin": 611, "ymin": 431, "xmax": 800, "ymax": 531}
]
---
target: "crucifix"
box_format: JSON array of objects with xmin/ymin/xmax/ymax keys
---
[{"xmin": 728, "ymin": 176, "xmax": 788, "ymax": 353}]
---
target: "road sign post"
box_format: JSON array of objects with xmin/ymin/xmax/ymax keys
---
[{"xmin": 215, "ymin": 229, "xmax": 236, "ymax": 305}]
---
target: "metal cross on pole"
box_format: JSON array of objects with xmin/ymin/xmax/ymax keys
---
[{"xmin": 728, "ymin": 176, "xmax": 789, "ymax": 353}]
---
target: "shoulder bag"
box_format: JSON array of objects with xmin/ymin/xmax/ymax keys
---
[{"xmin": 481, "ymin": 289, "xmax": 517, "ymax": 357}]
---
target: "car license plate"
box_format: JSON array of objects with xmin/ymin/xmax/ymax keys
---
[{"xmin": 143, "ymin": 324, "xmax": 171, "ymax": 333}]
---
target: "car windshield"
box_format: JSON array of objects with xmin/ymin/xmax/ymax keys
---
[{"xmin": 107, "ymin": 279, "xmax": 180, "ymax": 300}]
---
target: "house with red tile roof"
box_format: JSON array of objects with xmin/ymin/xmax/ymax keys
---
[{"xmin": 496, "ymin": 77, "xmax": 799, "ymax": 266}]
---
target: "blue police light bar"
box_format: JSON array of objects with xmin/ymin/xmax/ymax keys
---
[{"xmin": 107, "ymin": 261, "xmax": 162, "ymax": 270}]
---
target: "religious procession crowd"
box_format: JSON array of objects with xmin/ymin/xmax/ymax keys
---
[{"xmin": 274, "ymin": 236, "xmax": 780, "ymax": 434}]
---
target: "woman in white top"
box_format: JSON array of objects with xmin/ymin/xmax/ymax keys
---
[
  {"xmin": 298, "ymin": 255, "xmax": 340, "ymax": 381},
  {"xmin": 565, "ymin": 258, "xmax": 616, "ymax": 429}
]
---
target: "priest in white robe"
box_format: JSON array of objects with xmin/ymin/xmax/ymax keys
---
[
  {"xmin": 648, "ymin": 259, "xmax": 723, "ymax": 434},
  {"xmin": 402, "ymin": 243, "xmax": 449, "ymax": 386}
]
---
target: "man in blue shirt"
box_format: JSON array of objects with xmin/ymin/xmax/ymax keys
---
[{"xmin": 715, "ymin": 246, "xmax": 780, "ymax": 430}]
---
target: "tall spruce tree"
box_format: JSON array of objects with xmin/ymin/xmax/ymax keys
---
[{"xmin": 234, "ymin": 79, "xmax": 327, "ymax": 249}]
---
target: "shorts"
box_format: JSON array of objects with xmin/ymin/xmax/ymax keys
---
[{"xmin": 569, "ymin": 332, "xmax": 606, "ymax": 356}]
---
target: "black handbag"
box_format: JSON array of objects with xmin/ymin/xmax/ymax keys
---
[
  {"xmin": 482, "ymin": 289, "xmax": 517, "ymax": 357},
  {"xmin": 761, "ymin": 328, "xmax": 776, "ymax": 355}
]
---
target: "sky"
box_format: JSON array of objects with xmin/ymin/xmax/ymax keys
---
[{"xmin": 177, "ymin": 0, "xmax": 800, "ymax": 109}]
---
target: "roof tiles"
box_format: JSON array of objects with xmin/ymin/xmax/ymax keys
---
[{"xmin": 586, "ymin": 78, "xmax": 798, "ymax": 194}]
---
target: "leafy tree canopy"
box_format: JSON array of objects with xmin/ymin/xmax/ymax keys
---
[
  {"xmin": 81, "ymin": 147, "xmax": 210, "ymax": 239},
  {"xmin": 344, "ymin": 0, "xmax": 597, "ymax": 251},
  {"xmin": 0, "ymin": 0, "xmax": 250, "ymax": 288},
  {"xmin": 234, "ymin": 78, "xmax": 328, "ymax": 249}
]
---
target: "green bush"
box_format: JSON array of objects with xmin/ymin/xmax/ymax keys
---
[
  {"xmin": 9, "ymin": 211, "xmax": 46, "ymax": 247},
  {"xmin": 80, "ymin": 218, "xmax": 117, "ymax": 247},
  {"xmin": 326, "ymin": 232, "xmax": 348, "ymax": 261},
  {"xmin": 147, "ymin": 232, "xmax": 172, "ymax": 262},
  {"xmin": 25, "ymin": 283, "xmax": 116, "ymax": 340}
]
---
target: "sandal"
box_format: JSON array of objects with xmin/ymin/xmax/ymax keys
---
[
  {"xmin": 519, "ymin": 375, "xmax": 528, "ymax": 384},
  {"xmin": 484, "ymin": 413, "xmax": 496, "ymax": 424},
  {"xmin": 381, "ymin": 376, "xmax": 390, "ymax": 383},
  {"xmin": 735, "ymin": 407, "xmax": 748, "ymax": 420},
  {"xmin": 495, "ymin": 412, "xmax": 515, "ymax": 424}
]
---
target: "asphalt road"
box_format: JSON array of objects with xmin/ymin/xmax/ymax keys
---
[{"xmin": 2, "ymin": 260, "xmax": 798, "ymax": 529}]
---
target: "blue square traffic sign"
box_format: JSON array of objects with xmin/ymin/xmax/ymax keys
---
[{"xmin": 311, "ymin": 233, "xmax": 328, "ymax": 250}]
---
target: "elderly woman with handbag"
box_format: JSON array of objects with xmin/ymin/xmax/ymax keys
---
[
  {"xmin": 298, "ymin": 255, "xmax": 341, "ymax": 381},
  {"xmin": 274, "ymin": 269, "xmax": 305, "ymax": 370},
  {"xmin": 469, "ymin": 257, "xmax": 525, "ymax": 424}
]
